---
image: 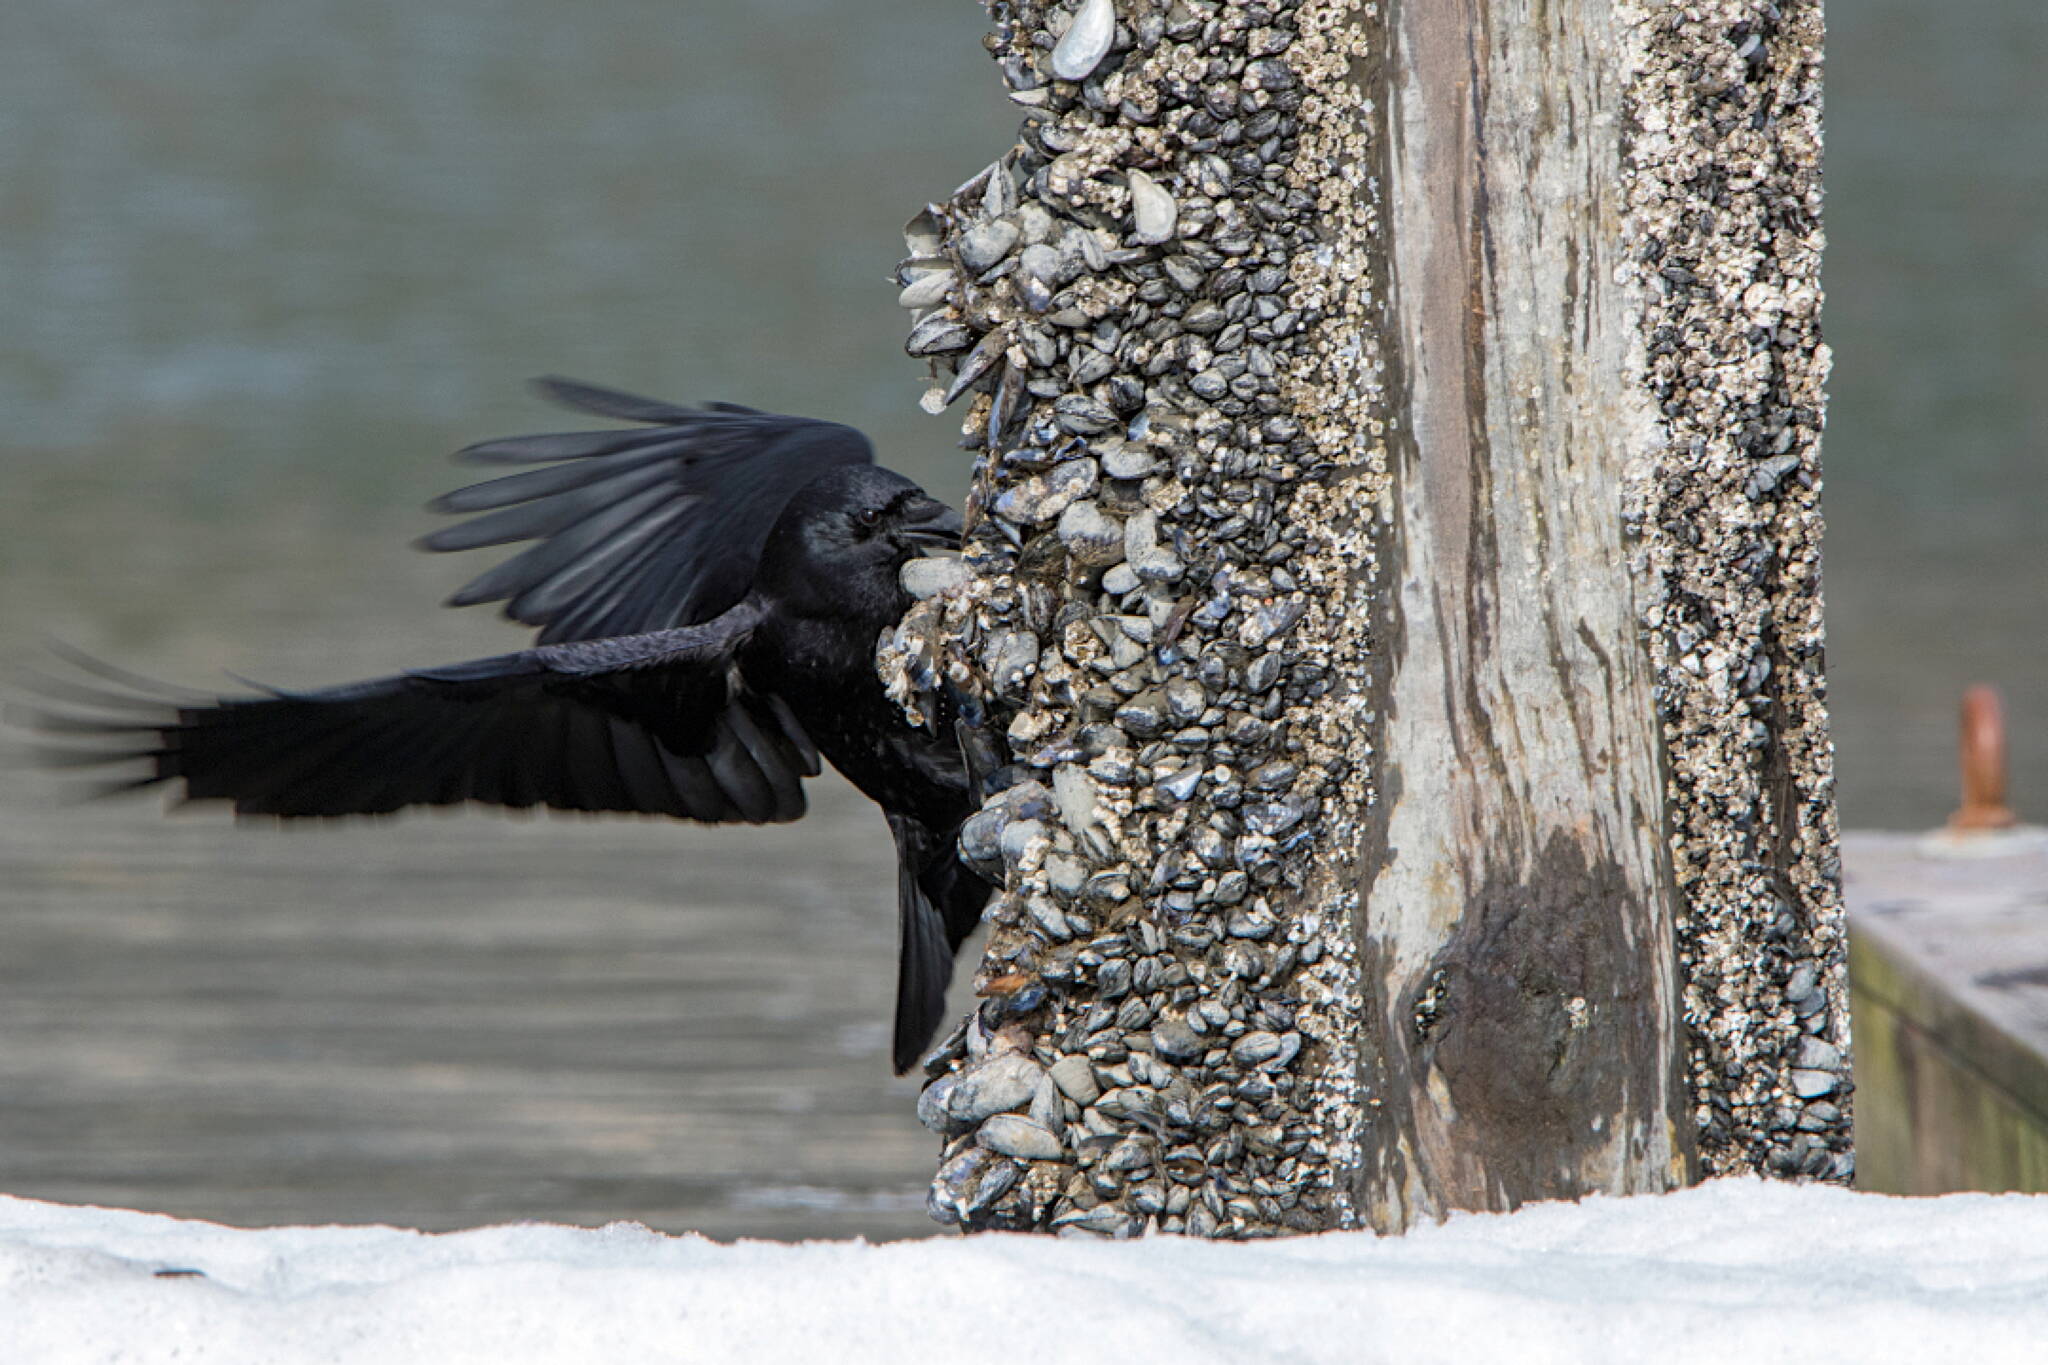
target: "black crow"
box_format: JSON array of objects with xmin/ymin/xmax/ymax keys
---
[{"xmin": 39, "ymin": 378, "xmax": 990, "ymax": 1073}]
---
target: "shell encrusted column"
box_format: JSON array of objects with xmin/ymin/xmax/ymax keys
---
[{"xmin": 882, "ymin": 0, "xmax": 1386, "ymax": 1237}]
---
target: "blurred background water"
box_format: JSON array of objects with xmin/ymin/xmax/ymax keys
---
[{"xmin": 1, "ymin": 1, "xmax": 2042, "ymax": 1237}]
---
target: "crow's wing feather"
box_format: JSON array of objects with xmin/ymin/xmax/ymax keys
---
[
  {"xmin": 887, "ymin": 812, "xmax": 958, "ymax": 1075},
  {"xmin": 34, "ymin": 600, "xmax": 817, "ymax": 823},
  {"xmin": 420, "ymin": 378, "xmax": 874, "ymax": 644},
  {"xmin": 884, "ymin": 811, "xmax": 991, "ymax": 1073}
]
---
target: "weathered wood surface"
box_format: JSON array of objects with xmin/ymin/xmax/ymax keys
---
[
  {"xmin": 1846, "ymin": 829, "xmax": 2048, "ymax": 1194},
  {"xmin": 1358, "ymin": 0, "xmax": 1693, "ymax": 1224},
  {"xmin": 0, "ymin": 769, "xmax": 948, "ymax": 1239}
]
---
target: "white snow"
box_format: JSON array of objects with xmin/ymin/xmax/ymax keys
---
[{"xmin": 4, "ymin": 1179, "xmax": 2044, "ymax": 1364}]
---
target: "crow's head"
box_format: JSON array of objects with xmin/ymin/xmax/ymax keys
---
[{"xmin": 759, "ymin": 465, "xmax": 961, "ymax": 619}]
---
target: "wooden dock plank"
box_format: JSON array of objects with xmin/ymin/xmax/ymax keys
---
[{"xmin": 1844, "ymin": 829, "xmax": 2048, "ymax": 1193}]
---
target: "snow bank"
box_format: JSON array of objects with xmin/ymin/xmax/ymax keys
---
[{"xmin": 4, "ymin": 1180, "xmax": 2043, "ymax": 1363}]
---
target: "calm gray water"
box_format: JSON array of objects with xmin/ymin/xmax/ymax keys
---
[
  {"xmin": 1, "ymin": 1, "xmax": 2043, "ymax": 1236},
  {"xmin": 1823, "ymin": 0, "xmax": 2048, "ymax": 833}
]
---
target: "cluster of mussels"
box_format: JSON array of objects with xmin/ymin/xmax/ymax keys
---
[
  {"xmin": 1621, "ymin": 0, "xmax": 1850, "ymax": 1180},
  {"xmin": 878, "ymin": 0, "xmax": 1354, "ymax": 1237}
]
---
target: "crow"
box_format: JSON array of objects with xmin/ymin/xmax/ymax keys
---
[{"xmin": 38, "ymin": 377, "xmax": 990, "ymax": 1073}]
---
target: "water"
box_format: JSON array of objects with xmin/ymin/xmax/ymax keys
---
[
  {"xmin": 2, "ymin": 1, "xmax": 2043, "ymax": 1236},
  {"xmin": 1823, "ymin": 0, "xmax": 2048, "ymax": 833},
  {"xmin": 0, "ymin": 787, "xmax": 948, "ymax": 1239}
]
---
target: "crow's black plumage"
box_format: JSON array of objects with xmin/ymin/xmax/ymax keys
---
[{"xmin": 39, "ymin": 378, "xmax": 990, "ymax": 1073}]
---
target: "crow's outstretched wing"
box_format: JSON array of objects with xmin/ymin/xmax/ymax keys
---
[
  {"xmin": 420, "ymin": 377, "xmax": 875, "ymax": 644},
  {"xmin": 34, "ymin": 601, "xmax": 819, "ymax": 823}
]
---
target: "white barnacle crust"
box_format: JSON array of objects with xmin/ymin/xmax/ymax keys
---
[{"xmin": 1617, "ymin": 0, "xmax": 1848, "ymax": 1180}]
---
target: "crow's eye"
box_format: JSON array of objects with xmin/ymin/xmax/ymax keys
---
[{"xmin": 856, "ymin": 507, "xmax": 883, "ymax": 530}]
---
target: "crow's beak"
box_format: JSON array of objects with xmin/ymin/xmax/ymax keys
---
[{"xmin": 899, "ymin": 495, "xmax": 963, "ymax": 552}]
